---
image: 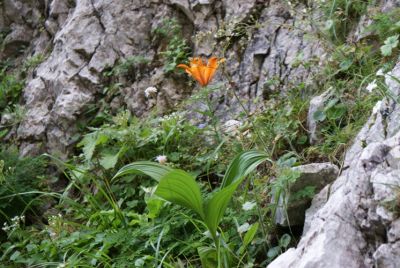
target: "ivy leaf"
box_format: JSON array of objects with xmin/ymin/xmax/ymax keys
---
[{"xmin": 381, "ymin": 35, "xmax": 399, "ymax": 56}]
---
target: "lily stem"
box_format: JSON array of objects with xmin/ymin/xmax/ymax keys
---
[{"xmin": 231, "ymin": 89, "xmax": 269, "ymax": 152}]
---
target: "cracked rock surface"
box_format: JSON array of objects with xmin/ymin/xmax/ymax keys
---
[
  {"xmin": 268, "ymin": 62, "xmax": 400, "ymax": 268},
  {"xmin": 0, "ymin": 0, "xmax": 324, "ymax": 155}
]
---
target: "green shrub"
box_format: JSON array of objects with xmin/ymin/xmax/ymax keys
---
[
  {"xmin": 0, "ymin": 147, "xmax": 47, "ymax": 236},
  {"xmin": 0, "ymin": 69, "xmax": 24, "ymax": 111},
  {"xmin": 153, "ymin": 18, "xmax": 191, "ymax": 73}
]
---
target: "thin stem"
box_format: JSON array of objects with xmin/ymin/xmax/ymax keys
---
[
  {"xmin": 231, "ymin": 89, "xmax": 269, "ymax": 152},
  {"xmin": 204, "ymin": 93, "xmax": 222, "ymax": 144}
]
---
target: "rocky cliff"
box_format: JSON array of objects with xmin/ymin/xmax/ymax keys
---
[{"xmin": 1, "ymin": 0, "xmax": 324, "ymax": 156}]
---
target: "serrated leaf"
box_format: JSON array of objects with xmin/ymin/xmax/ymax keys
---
[
  {"xmin": 381, "ymin": 44, "xmax": 393, "ymax": 56},
  {"xmin": 99, "ymin": 152, "xmax": 119, "ymax": 170},
  {"xmin": 78, "ymin": 132, "xmax": 109, "ymax": 162},
  {"xmin": 155, "ymin": 169, "xmax": 205, "ymax": 219}
]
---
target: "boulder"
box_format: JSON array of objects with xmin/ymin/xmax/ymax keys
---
[{"xmin": 274, "ymin": 163, "xmax": 339, "ymax": 227}]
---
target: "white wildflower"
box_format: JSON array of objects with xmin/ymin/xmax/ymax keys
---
[
  {"xmin": 144, "ymin": 86, "xmax": 158, "ymax": 98},
  {"xmin": 242, "ymin": 201, "xmax": 257, "ymax": 211},
  {"xmin": 376, "ymin": 68, "xmax": 385, "ymax": 77},
  {"xmin": 366, "ymin": 80, "xmax": 377, "ymax": 92},
  {"xmin": 155, "ymin": 155, "xmax": 167, "ymax": 165},
  {"xmin": 223, "ymin": 119, "xmax": 241, "ymax": 134},
  {"xmin": 237, "ymin": 222, "xmax": 251, "ymax": 234}
]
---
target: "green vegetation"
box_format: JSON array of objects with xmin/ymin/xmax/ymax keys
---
[
  {"xmin": 0, "ymin": 147, "xmax": 48, "ymax": 236},
  {"xmin": 153, "ymin": 18, "xmax": 191, "ymax": 73}
]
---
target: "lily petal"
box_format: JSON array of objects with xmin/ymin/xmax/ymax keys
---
[{"xmin": 203, "ymin": 57, "xmax": 219, "ymax": 85}]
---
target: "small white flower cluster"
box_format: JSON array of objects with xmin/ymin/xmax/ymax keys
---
[
  {"xmin": 2, "ymin": 215, "xmax": 25, "ymax": 232},
  {"xmin": 144, "ymin": 86, "xmax": 158, "ymax": 98},
  {"xmin": 47, "ymin": 214, "xmax": 63, "ymax": 238},
  {"xmin": 159, "ymin": 111, "xmax": 186, "ymax": 122},
  {"xmin": 155, "ymin": 155, "xmax": 168, "ymax": 164}
]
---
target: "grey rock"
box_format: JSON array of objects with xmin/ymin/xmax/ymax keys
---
[
  {"xmin": 274, "ymin": 163, "xmax": 339, "ymax": 227},
  {"xmin": 268, "ymin": 62, "xmax": 400, "ymax": 268},
  {"xmin": 307, "ymin": 90, "xmax": 332, "ymax": 144},
  {"xmin": 373, "ymin": 243, "xmax": 400, "ymax": 268}
]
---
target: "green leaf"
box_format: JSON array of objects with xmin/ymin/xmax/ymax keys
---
[
  {"xmin": 313, "ymin": 109, "xmax": 326, "ymax": 122},
  {"xmin": 239, "ymin": 222, "xmax": 259, "ymax": 254},
  {"xmin": 146, "ymin": 196, "xmax": 164, "ymax": 219},
  {"xmin": 339, "ymin": 59, "xmax": 352, "ymax": 71},
  {"xmin": 381, "ymin": 35, "xmax": 399, "ymax": 56},
  {"xmin": 198, "ymin": 247, "xmax": 218, "ymax": 268},
  {"xmin": 99, "ymin": 152, "xmax": 119, "ymax": 170},
  {"xmin": 112, "ymin": 161, "xmax": 172, "ymax": 182},
  {"xmin": 78, "ymin": 132, "xmax": 109, "ymax": 162},
  {"xmin": 279, "ymin": 233, "xmax": 291, "ymax": 248},
  {"xmin": 204, "ymin": 179, "xmax": 243, "ymax": 237},
  {"xmin": 243, "ymin": 222, "xmax": 259, "ymax": 247},
  {"xmin": 10, "ymin": 250, "xmax": 21, "ymax": 261},
  {"xmin": 326, "ymin": 103, "xmax": 347, "ymax": 120},
  {"xmin": 155, "ymin": 169, "xmax": 205, "ymax": 219},
  {"xmin": 221, "ymin": 150, "xmax": 270, "ymax": 188},
  {"xmin": 267, "ymin": 246, "xmax": 281, "ymax": 259}
]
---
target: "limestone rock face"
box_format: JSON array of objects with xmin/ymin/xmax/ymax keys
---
[
  {"xmin": 274, "ymin": 163, "xmax": 339, "ymax": 227},
  {"xmin": 268, "ymin": 62, "xmax": 400, "ymax": 268},
  {"xmin": 0, "ymin": 0, "xmax": 324, "ymax": 155}
]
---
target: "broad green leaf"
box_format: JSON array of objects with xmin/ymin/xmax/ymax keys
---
[
  {"xmin": 112, "ymin": 161, "xmax": 172, "ymax": 182},
  {"xmin": 204, "ymin": 179, "xmax": 243, "ymax": 237},
  {"xmin": 221, "ymin": 150, "xmax": 270, "ymax": 188},
  {"xmin": 155, "ymin": 169, "xmax": 205, "ymax": 219}
]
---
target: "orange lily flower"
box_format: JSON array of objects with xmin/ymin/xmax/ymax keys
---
[{"xmin": 177, "ymin": 57, "xmax": 224, "ymax": 87}]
